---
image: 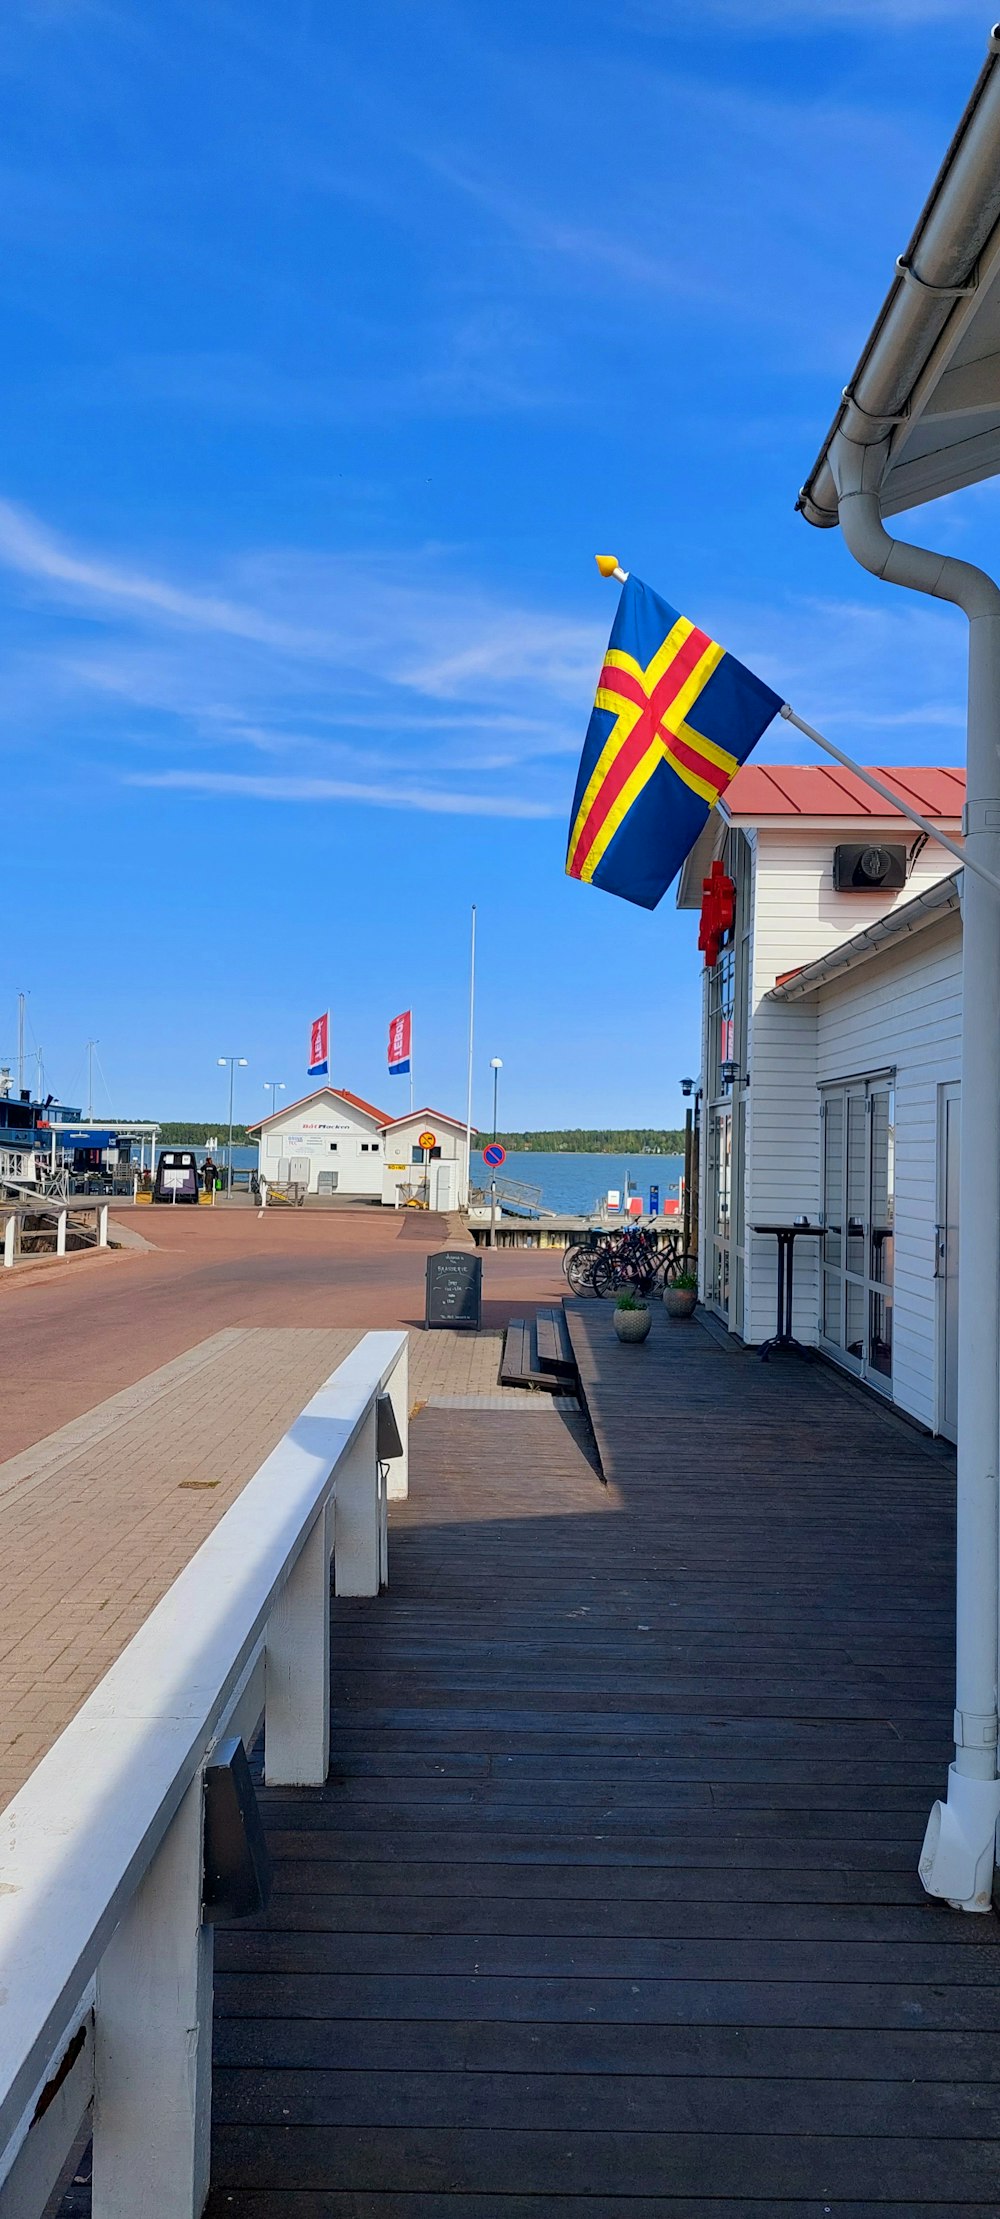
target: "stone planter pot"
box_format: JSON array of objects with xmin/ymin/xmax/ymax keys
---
[
  {"xmin": 663, "ymin": 1285, "xmax": 698, "ymax": 1320},
  {"xmin": 613, "ymin": 1305, "xmax": 652, "ymax": 1344}
]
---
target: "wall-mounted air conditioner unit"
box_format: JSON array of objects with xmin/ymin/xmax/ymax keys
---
[{"xmin": 832, "ymin": 842, "xmax": 907, "ymax": 891}]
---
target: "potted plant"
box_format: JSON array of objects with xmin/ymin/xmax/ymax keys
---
[
  {"xmin": 663, "ymin": 1271, "xmax": 698, "ymax": 1319},
  {"xmin": 613, "ymin": 1289, "xmax": 652, "ymax": 1344}
]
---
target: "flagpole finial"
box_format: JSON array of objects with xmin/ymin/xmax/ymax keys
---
[{"xmin": 595, "ymin": 554, "xmax": 629, "ymax": 582}]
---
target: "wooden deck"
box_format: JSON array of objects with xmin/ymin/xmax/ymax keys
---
[{"xmin": 201, "ymin": 1304, "xmax": 1000, "ymax": 2215}]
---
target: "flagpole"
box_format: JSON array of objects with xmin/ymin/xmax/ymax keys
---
[
  {"xmin": 779, "ymin": 704, "xmax": 1000, "ymax": 896},
  {"xmin": 464, "ymin": 904, "xmax": 476, "ymax": 1211},
  {"xmin": 410, "ymin": 1016, "xmax": 414, "ymax": 1115}
]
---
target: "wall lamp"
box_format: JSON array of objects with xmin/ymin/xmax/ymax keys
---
[{"xmin": 720, "ymin": 1059, "xmax": 745, "ymax": 1089}]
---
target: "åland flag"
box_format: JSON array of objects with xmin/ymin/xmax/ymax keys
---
[
  {"xmin": 388, "ymin": 1010, "xmax": 412, "ymax": 1077},
  {"xmin": 308, "ymin": 1010, "xmax": 330, "ymax": 1077},
  {"xmin": 566, "ymin": 575, "xmax": 782, "ymax": 911}
]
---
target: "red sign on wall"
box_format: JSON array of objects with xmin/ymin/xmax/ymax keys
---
[{"xmin": 698, "ymin": 860, "xmax": 736, "ymax": 969}]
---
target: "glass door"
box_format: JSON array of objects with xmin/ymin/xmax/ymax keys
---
[
  {"xmin": 708, "ymin": 1104, "xmax": 732, "ymax": 1319},
  {"xmin": 820, "ymin": 1076, "xmax": 894, "ymax": 1391},
  {"xmin": 867, "ymin": 1084, "xmax": 894, "ymax": 1383}
]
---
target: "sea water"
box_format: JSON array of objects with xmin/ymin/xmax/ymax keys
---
[
  {"xmin": 488, "ymin": 1151, "xmax": 684, "ymax": 1216},
  {"xmin": 189, "ymin": 1144, "xmax": 684, "ymax": 1215}
]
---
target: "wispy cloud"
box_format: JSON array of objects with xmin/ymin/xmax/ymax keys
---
[
  {"xmin": 129, "ymin": 769, "xmax": 560, "ymax": 817},
  {"xmin": 423, "ymin": 152, "xmax": 728, "ymax": 304},
  {"xmin": 0, "ymin": 498, "xmax": 317, "ymax": 649},
  {"xmin": 0, "ymin": 498, "xmax": 968, "ymax": 827},
  {"xmin": 0, "ymin": 496, "xmax": 598, "ymax": 815}
]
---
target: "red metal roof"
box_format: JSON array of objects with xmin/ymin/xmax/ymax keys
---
[
  {"xmin": 725, "ymin": 764, "xmax": 965, "ymax": 819},
  {"xmin": 379, "ymin": 1108, "xmax": 477, "ymax": 1134},
  {"xmin": 246, "ymin": 1085, "xmax": 390, "ymax": 1133},
  {"xmin": 337, "ymin": 1087, "xmax": 392, "ymax": 1124}
]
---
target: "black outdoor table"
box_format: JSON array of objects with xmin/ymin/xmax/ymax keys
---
[{"xmin": 752, "ymin": 1223, "xmax": 823, "ymax": 1361}]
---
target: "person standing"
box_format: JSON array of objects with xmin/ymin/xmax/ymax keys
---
[{"xmin": 202, "ymin": 1153, "xmax": 217, "ymax": 1199}]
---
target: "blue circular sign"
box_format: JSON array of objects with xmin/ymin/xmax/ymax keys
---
[{"xmin": 483, "ymin": 1143, "xmax": 506, "ymax": 1168}]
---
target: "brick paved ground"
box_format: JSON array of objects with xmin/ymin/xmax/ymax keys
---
[
  {"xmin": 0, "ymin": 1328, "xmax": 364, "ymax": 1812},
  {"xmin": 0, "ymin": 1205, "xmax": 564, "ymax": 1462},
  {"xmin": 0, "ymin": 1213, "xmax": 566, "ymax": 1811}
]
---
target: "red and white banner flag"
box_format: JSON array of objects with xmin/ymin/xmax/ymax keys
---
[
  {"xmin": 387, "ymin": 1009, "xmax": 411, "ymax": 1076},
  {"xmin": 308, "ymin": 1010, "xmax": 330, "ymax": 1076}
]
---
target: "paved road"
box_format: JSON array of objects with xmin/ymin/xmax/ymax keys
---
[{"xmin": 0, "ymin": 1207, "xmax": 566, "ymax": 1462}]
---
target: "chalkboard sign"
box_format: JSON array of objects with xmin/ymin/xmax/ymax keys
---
[{"xmin": 425, "ymin": 1249, "xmax": 482, "ymax": 1331}]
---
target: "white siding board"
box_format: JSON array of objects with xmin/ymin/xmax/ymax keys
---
[
  {"xmin": 739, "ymin": 822, "xmax": 961, "ymax": 1426},
  {"xmin": 813, "ymin": 913, "xmax": 961, "ymax": 1430}
]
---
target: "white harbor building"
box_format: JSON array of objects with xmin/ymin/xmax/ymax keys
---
[
  {"xmin": 681, "ymin": 761, "xmax": 965, "ymax": 1437},
  {"xmin": 246, "ymin": 1088, "xmax": 471, "ymax": 1208}
]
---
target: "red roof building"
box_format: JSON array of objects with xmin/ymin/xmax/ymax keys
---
[{"xmin": 246, "ymin": 1085, "xmax": 390, "ymax": 1135}]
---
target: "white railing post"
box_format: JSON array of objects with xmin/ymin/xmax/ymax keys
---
[
  {"xmin": 98, "ymin": 1203, "xmax": 109, "ymax": 1248},
  {"xmin": 56, "ymin": 1209, "xmax": 66, "ymax": 1257},
  {"xmin": 0, "ymin": 1333, "xmax": 405, "ymax": 2215},
  {"xmin": 2, "ymin": 1215, "xmax": 14, "ymax": 1269},
  {"xmin": 263, "ymin": 1499, "xmax": 332, "ymax": 1787},
  {"xmin": 333, "ymin": 1403, "xmax": 380, "ymax": 1597},
  {"xmin": 385, "ymin": 1338, "xmax": 409, "ymax": 1502},
  {"xmin": 92, "ymin": 1773, "xmax": 212, "ymax": 2219}
]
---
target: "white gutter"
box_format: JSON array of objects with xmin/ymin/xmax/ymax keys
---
[
  {"xmin": 800, "ymin": 27, "xmax": 1000, "ymax": 527},
  {"xmin": 799, "ymin": 25, "xmax": 1000, "ymax": 1911},
  {"xmin": 834, "ymin": 469, "xmax": 1000, "ymax": 1911},
  {"xmin": 767, "ymin": 873, "xmax": 961, "ymax": 1002}
]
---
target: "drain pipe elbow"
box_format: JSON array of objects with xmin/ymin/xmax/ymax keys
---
[{"xmin": 831, "ymin": 433, "xmax": 1000, "ymax": 622}]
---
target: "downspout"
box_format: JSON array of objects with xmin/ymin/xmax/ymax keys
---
[{"xmin": 832, "ymin": 425, "xmax": 1000, "ymax": 1909}]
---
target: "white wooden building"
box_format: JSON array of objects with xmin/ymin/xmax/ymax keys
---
[
  {"xmin": 679, "ymin": 763, "xmax": 965, "ymax": 1436},
  {"xmin": 246, "ymin": 1089, "xmax": 472, "ymax": 1207},
  {"xmin": 379, "ymin": 1110, "xmax": 472, "ymax": 1211},
  {"xmin": 247, "ymin": 1087, "xmax": 390, "ymax": 1198}
]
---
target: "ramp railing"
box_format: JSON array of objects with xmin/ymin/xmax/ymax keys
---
[
  {"xmin": 1, "ymin": 1198, "xmax": 109, "ymax": 1267},
  {"xmin": 0, "ymin": 1329, "xmax": 408, "ymax": 2219}
]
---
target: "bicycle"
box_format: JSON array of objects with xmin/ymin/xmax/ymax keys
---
[
  {"xmin": 589, "ymin": 1225, "xmax": 688, "ymax": 1298},
  {"xmin": 591, "ymin": 1224, "xmax": 658, "ymax": 1298},
  {"xmin": 564, "ymin": 1232, "xmax": 608, "ymax": 1295},
  {"xmin": 564, "ymin": 1227, "xmax": 627, "ymax": 1296}
]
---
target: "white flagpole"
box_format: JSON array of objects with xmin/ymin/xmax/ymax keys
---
[
  {"xmin": 464, "ymin": 905, "xmax": 476, "ymax": 1209},
  {"xmin": 779, "ymin": 704, "xmax": 1000, "ymax": 896},
  {"xmin": 409, "ymin": 1015, "xmax": 414, "ymax": 1114}
]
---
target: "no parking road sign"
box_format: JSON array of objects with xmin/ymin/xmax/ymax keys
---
[{"xmin": 483, "ymin": 1143, "xmax": 506, "ymax": 1168}]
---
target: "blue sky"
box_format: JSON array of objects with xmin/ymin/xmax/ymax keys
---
[{"xmin": 0, "ymin": 0, "xmax": 993, "ymax": 1128}]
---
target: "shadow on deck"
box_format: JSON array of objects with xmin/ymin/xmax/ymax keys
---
[{"xmin": 95, "ymin": 1305, "xmax": 1000, "ymax": 2210}]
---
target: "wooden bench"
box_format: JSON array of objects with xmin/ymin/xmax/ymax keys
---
[
  {"xmin": 535, "ymin": 1306, "xmax": 576, "ymax": 1380},
  {"xmin": 500, "ymin": 1310, "xmax": 578, "ymax": 1394}
]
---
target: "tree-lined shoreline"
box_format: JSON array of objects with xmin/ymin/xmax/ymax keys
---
[
  {"xmin": 493, "ymin": 1130, "xmax": 685, "ymax": 1154},
  {"xmin": 149, "ymin": 1122, "xmax": 685, "ymax": 1153}
]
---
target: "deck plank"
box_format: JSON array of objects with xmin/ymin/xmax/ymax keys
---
[{"xmin": 200, "ymin": 1310, "xmax": 998, "ymax": 2213}]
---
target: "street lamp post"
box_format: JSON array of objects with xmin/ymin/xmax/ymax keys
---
[
  {"xmin": 217, "ymin": 1056, "xmax": 248, "ymax": 1196},
  {"xmin": 489, "ymin": 1057, "xmax": 503, "ymax": 1248},
  {"xmin": 490, "ymin": 1057, "xmax": 503, "ymax": 1143},
  {"xmin": 680, "ymin": 1078, "xmax": 696, "ymax": 1268},
  {"xmin": 264, "ymin": 1080, "xmax": 285, "ymax": 1117}
]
